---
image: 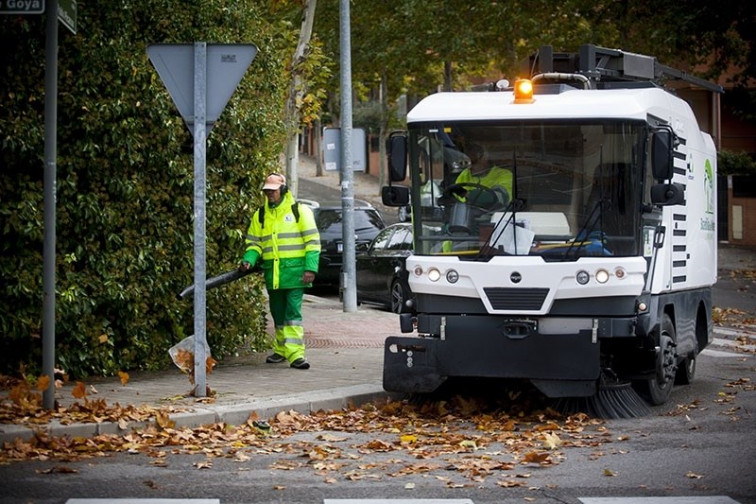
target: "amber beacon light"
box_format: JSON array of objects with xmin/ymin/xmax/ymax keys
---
[{"xmin": 513, "ymin": 79, "xmax": 534, "ymax": 103}]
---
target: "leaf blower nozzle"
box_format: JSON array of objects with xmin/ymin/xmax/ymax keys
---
[{"xmin": 177, "ymin": 268, "xmax": 255, "ymax": 300}]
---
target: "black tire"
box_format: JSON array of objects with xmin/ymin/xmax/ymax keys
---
[
  {"xmin": 675, "ymin": 354, "xmax": 696, "ymax": 385},
  {"xmin": 390, "ymin": 279, "xmax": 410, "ymax": 314},
  {"xmin": 636, "ymin": 314, "xmax": 678, "ymax": 405}
]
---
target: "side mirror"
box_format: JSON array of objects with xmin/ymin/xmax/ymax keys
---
[
  {"xmin": 387, "ymin": 132, "xmax": 407, "ymax": 182},
  {"xmin": 382, "ymin": 185, "xmax": 410, "ymax": 207},
  {"xmin": 652, "ymin": 128, "xmax": 674, "ymax": 181},
  {"xmin": 650, "ymin": 183, "xmax": 685, "ymax": 206}
]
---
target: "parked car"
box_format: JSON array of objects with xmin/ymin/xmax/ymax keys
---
[
  {"xmin": 312, "ymin": 200, "xmax": 386, "ymax": 288},
  {"xmin": 355, "ymin": 222, "xmax": 415, "ymax": 313}
]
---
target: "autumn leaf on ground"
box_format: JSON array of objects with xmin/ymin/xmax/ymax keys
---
[
  {"xmin": 686, "ymin": 471, "xmax": 704, "ymax": 479},
  {"xmin": 522, "ymin": 451, "xmax": 550, "ymax": 464},
  {"xmin": 155, "ymin": 410, "xmax": 175, "ymax": 430},
  {"xmin": 604, "ymin": 468, "xmax": 617, "ymax": 477},
  {"xmin": 118, "ymin": 371, "xmax": 129, "ymax": 385},
  {"xmin": 193, "ymin": 461, "xmax": 212, "ymax": 469},
  {"xmin": 541, "ymin": 432, "xmax": 562, "ymax": 450},
  {"xmin": 234, "ymin": 452, "xmax": 251, "ymax": 462},
  {"xmin": 38, "ymin": 466, "xmax": 78, "ymax": 474},
  {"xmin": 71, "ymin": 381, "xmax": 87, "ymax": 400},
  {"xmin": 36, "ymin": 375, "xmax": 50, "ymax": 391},
  {"xmin": 497, "ymin": 480, "xmax": 525, "ymax": 488}
]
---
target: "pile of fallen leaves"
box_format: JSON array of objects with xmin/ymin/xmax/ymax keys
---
[
  {"xmin": 2, "ymin": 377, "xmax": 751, "ymax": 488},
  {"xmin": 0, "ymin": 373, "xmax": 176, "ymax": 427},
  {"xmin": 1, "ymin": 394, "xmax": 614, "ymax": 488}
]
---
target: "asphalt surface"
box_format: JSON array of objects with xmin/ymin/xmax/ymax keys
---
[{"xmin": 0, "ymin": 156, "xmax": 754, "ymax": 444}]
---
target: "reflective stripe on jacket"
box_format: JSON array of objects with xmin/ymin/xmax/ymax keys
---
[{"xmin": 244, "ymin": 192, "xmax": 320, "ymax": 290}]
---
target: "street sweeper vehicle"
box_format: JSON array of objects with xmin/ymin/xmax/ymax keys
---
[{"xmin": 381, "ymin": 44, "xmax": 722, "ymax": 414}]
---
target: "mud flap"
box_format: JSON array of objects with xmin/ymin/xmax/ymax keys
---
[{"xmin": 383, "ymin": 336, "xmax": 446, "ymax": 393}]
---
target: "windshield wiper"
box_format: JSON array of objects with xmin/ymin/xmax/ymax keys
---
[
  {"xmin": 562, "ymin": 198, "xmax": 607, "ymax": 260},
  {"xmin": 476, "ymin": 197, "xmax": 526, "ymax": 259},
  {"xmin": 476, "ymin": 151, "xmax": 522, "ymax": 259}
]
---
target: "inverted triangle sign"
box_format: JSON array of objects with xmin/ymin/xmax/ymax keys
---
[{"xmin": 147, "ymin": 43, "xmax": 258, "ymax": 135}]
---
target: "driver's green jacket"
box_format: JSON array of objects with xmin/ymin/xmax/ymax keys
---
[{"xmin": 455, "ymin": 166, "xmax": 513, "ymax": 197}]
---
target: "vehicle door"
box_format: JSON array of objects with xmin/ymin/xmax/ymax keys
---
[{"xmin": 357, "ymin": 227, "xmax": 394, "ymax": 301}]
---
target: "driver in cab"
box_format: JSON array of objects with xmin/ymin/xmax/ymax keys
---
[{"xmin": 452, "ymin": 143, "xmax": 513, "ymax": 206}]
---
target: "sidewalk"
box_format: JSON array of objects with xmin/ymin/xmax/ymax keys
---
[{"xmin": 0, "ymin": 158, "xmax": 401, "ymax": 444}]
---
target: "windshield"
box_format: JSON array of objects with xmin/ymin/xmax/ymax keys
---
[
  {"xmin": 315, "ymin": 208, "xmax": 385, "ymax": 234},
  {"xmin": 408, "ymin": 121, "xmax": 646, "ymax": 260}
]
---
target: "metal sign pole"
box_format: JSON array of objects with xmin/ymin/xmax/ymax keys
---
[
  {"xmin": 340, "ymin": 0, "xmax": 356, "ymax": 313},
  {"xmin": 193, "ymin": 42, "xmax": 208, "ymax": 397},
  {"xmin": 42, "ymin": 0, "xmax": 59, "ymax": 410}
]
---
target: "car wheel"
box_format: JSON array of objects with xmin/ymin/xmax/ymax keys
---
[
  {"xmin": 390, "ymin": 279, "xmax": 410, "ymax": 314},
  {"xmin": 635, "ymin": 314, "xmax": 677, "ymax": 405}
]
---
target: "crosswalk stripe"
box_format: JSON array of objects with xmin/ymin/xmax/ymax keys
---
[
  {"xmin": 66, "ymin": 500, "xmax": 219, "ymax": 504},
  {"xmin": 579, "ymin": 497, "xmax": 741, "ymax": 504}
]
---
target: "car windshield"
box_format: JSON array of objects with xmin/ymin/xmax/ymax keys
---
[
  {"xmin": 315, "ymin": 208, "xmax": 384, "ymax": 233},
  {"xmin": 407, "ymin": 121, "xmax": 647, "ymax": 261}
]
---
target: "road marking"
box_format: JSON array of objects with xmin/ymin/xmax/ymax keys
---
[
  {"xmin": 701, "ymin": 337, "xmax": 756, "ymax": 358},
  {"xmin": 579, "ymin": 498, "xmax": 741, "ymax": 504},
  {"xmin": 324, "ymin": 500, "xmax": 475, "ymax": 504},
  {"xmin": 67, "ymin": 500, "xmax": 219, "ymax": 504},
  {"xmin": 714, "ymin": 327, "xmax": 756, "ymax": 338}
]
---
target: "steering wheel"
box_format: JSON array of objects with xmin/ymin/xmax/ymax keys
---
[{"xmin": 443, "ymin": 182, "xmax": 508, "ymax": 209}]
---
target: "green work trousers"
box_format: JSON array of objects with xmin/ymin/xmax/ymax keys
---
[{"xmin": 268, "ymin": 288, "xmax": 306, "ymax": 362}]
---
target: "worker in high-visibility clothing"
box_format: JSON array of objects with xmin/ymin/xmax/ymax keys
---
[
  {"xmin": 240, "ymin": 173, "xmax": 321, "ymax": 370},
  {"xmin": 453, "ymin": 143, "xmax": 512, "ymax": 204}
]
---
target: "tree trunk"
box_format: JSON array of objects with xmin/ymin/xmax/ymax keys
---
[
  {"xmin": 315, "ymin": 117, "xmax": 323, "ymax": 177},
  {"xmin": 284, "ymin": 0, "xmax": 317, "ymax": 197},
  {"xmin": 444, "ymin": 60, "xmax": 453, "ymax": 91}
]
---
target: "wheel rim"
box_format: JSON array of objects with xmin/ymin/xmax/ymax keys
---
[
  {"xmin": 391, "ymin": 281, "xmax": 405, "ymax": 313},
  {"xmin": 656, "ymin": 334, "xmax": 677, "ymax": 387}
]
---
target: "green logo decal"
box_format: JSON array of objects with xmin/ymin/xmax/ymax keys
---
[{"xmin": 704, "ymin": 159, "xmax": 714, "ymax": 214}]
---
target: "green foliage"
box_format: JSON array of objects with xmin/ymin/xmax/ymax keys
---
[
  {"xmin": 718, "ymin": 150, "xmax": 756, "ymax": 176},
  {"xmin": 0, "ymin": 1, "xmax": 301, "ymax": 377}
]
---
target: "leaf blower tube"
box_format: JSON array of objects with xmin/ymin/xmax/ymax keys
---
[{"xmin": 177, "ymin": 268, "xmax": 256, "ymax": 300}]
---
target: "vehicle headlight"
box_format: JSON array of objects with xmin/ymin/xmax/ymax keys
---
[
  {"xmin": 428, "ymin": 268, "xmax": 441, "ymax": 282},
  {"xmin": 446, "ymin": 269, "xmax": 459, "ymax": 284},
  {"xmin": 413, "ymin": 266, "xmax": 423, "ymax": 277},
  {"xmin": 615, "ymin": 267, "xmax": 626, "ymax": 279},
  {"xmin": 595, "ymin": 269, "xmax": 610, "ymax": 284},
  {"xmin": 576, "ymin": 270, "xmax": 590, "ymax": 285}
]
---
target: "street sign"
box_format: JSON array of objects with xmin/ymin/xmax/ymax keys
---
[
  {"xmin": 57, "ymin": 0, "xmax": 75, "ymax": 34},
  {"xmin": 323, "ymin": 127, "xmax": 367, "ymax": 172},
  {"xmin": 147, "ymin": 43, "xmax": 257, "ymax": 397},
  {"xmin": 0, "ymin": 0, "xmax": 45, "ymax": 14},
  {"xmin": 147, "ymin": 44, "xmax": 258, "ymax": 136}
]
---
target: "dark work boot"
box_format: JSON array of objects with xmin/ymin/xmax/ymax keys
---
[
  {"xmin": 290, "ymin": 358, "xmax": 310, "ymax": 370},
  {"xmin": 265, "ymin": 353, "xmax": 286, "ymax": 364}
]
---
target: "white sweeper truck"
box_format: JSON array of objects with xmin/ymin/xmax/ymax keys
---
[{"xmin": 381, "ymin": 44, "xmax": 722, "ymax": 416}]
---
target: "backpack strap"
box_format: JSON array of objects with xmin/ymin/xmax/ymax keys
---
[
  {"xmin": 257, "ymin": 201, "xmax": 299, "ymax": 228},
  {"xmin": 292, "ymin": 201, "xmax": 300, "ymax": 223}
]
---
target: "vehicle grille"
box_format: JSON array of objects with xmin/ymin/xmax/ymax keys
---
[{"xmin": 483, "ymin": 287, "xmax": 549, "ymax": 311}]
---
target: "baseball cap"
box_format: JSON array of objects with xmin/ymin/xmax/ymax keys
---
[{"xmin": 262, "ymin": 173, "xmax": 286, "ymax": 191}]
